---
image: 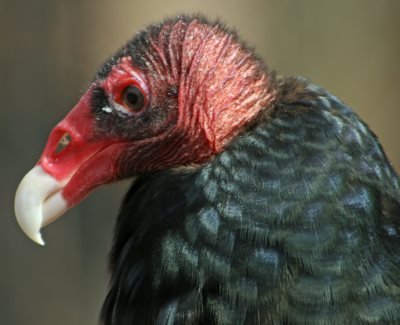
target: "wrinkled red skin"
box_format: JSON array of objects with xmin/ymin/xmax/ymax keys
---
[{"xmin": 37, "ymin": 18, "xmax": 274, "ymax": 209}]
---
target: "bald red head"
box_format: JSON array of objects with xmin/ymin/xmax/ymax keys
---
[{"xmin": 15, "ymin": 15, "xmax": 275, "ymax": 244}]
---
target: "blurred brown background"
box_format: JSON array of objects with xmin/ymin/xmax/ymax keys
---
[{"xmin": 1, "ymin": 0, "xmax": 399, "ymax": 324}]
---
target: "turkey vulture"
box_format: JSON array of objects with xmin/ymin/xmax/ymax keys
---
[{"xmin": 15, "ymin": 15, "xmax": 400, "ymax": 324}]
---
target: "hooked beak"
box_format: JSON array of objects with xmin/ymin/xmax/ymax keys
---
[
  {"xmin": 14, "ymin": 166, "xmax": 68, "ymax": 245},
  {"xmin": 14, "ymin": 87, "xmax": 121, "ymax": 245}
]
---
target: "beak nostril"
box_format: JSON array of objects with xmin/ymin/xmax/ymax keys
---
[{"xmin": 55, "ymin": 133, "xmax": 71, "ymax": 154}]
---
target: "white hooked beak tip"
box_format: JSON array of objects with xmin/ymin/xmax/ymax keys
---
[{"xmin": 14, "ymin": 165, "xmax": 68, "ymax": 245}]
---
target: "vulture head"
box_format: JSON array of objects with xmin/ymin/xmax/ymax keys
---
[{"xmin": 15, "ymin": 16, "xmax": 274, "ymax": 245}]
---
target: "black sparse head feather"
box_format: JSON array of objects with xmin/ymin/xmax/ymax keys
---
[{"xmin": 96, "ymin": 14, "xmax": 267, "ymax": 81}]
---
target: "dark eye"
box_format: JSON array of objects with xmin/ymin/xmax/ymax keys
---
[{"xmin": 121, "ymin": 85, "xmax": 145, "ymax": 112}]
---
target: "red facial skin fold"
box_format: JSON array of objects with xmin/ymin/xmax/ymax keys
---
[{"xmin": 37, "ymin": 88, "xmax": 122, "ymax": 207}]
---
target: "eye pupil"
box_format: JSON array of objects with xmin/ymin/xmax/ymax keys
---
[
  {"xmin": 127, "ymin": 92, "xmax": 138, "ymax": 105},
  {"xmin": 122, "ymin": 85, "xmax": 145, "ymax": 111}
]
